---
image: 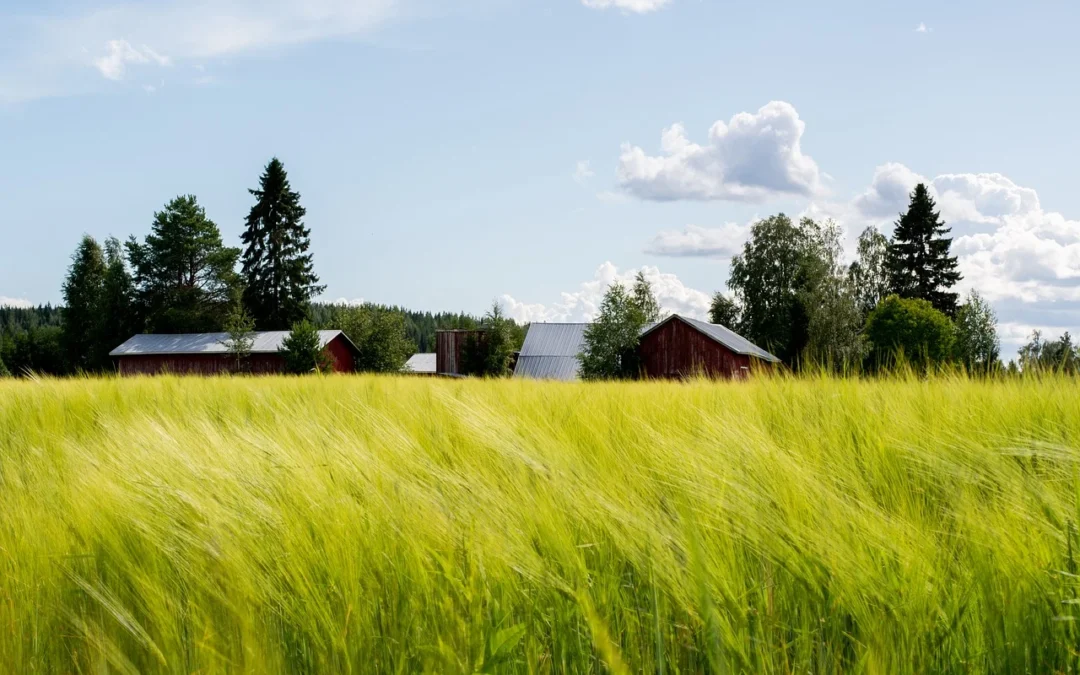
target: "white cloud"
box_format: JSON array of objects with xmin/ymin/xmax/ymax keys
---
[
  {"xmin": 1, "ymin": 0, "xmax": 408, "ymax": 101},
  {"xmin": 582, "ymin": 0, "xmax": 672, "ymax": 13},
  {"xmin": 502, "ymin": 262, "xmax": 711, "ymax": 323},
  {"xmin": 645, "ymin": 223, "xmax": 751, "ymax": 258},
  {"xmin": 94, "ymin": 39, "xmax": 170, "ymax": 81},
  {"xmin": 915, "ymin": 22, "xmax": 930, "ymax": 33},
  {"xmin": 573, "ymin": 160, "xmax": 595, "ymax": 185},
  {"xmin": 0, "ymin": 297, "xmax": 33, "ymax": 309},
  {"xmin": 852, "ymin": 163, "xmax": 927, "ymax": 218},
  {"xmin": 617, "ymin": 101, "xmax": 822, "ymax": 202}
]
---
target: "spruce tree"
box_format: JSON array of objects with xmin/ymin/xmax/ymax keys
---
[
  {"xmin": 100, "ymin": 237, "xmax": 135, "ymax": 359},
  {"xmin": 241, "ymin": 158, "xmax": 325, "ymax": 330},
  {"xmin": 886, "ymin": 184, "xmax": 962, "ymax": 316},
  {"xmin": 61, "ymin": 235, "xmax": 108, "ymax": 371}
]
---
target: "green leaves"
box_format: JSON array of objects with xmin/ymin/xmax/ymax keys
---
[{"xmin": 474, "ymin": 623, "xmax": 526, "ymax": 673}]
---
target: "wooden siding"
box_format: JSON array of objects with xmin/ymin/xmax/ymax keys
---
[
  {"xmin": 436, "ymin": 330, "xmax": 486, "ymax": 376},
  {"xmin": 117, "ymin": 335, "xmax": 356, "ymax": 376},
  {"xmin": 639, "ymin": 318, "xmax": 756, "ymax": 380}
]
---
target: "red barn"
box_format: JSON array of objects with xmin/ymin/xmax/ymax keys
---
[
  {"xmin": 109, "ymin": 331, "xmax": 360, "ymax": 376},
  {"xmin": 639, "ymin": 315, "xmax": 779, "ymax": 380}
]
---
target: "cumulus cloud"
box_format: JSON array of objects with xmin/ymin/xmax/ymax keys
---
[
  {"xmin": 915, "ymin": 22, "xmax": 930, "ymax": 33},
  {"xmin": 0, "ymin": 297, "xmax": 33, "ymax": 308},
  {"xmin": 582, "ymin": 0, "xmax": 672, "ymax": 13},
  {"xmin": 502, "ymin": 262, "xmax": 711, "ymax": 323},
  {"xmin": 645, "ymin": 223, "xmax": 751, "ymax": 258},
  {"xmin": 573, "ymin": 160, "xmax": 595, "ymax": 185},
  {"xmin": 94, "ymin": 39, "xmax": 170, "ymax": 80},
  {"xmin": 852, "ymin": 163, "xmax": 927, "ymax": 218},
  {"xmin": 1, "ymin": 0, "xmax": 407, "ymax": 101},
  {"xmin": 617, "ymin": 101, "xmax": 822, "ymax": 202}
]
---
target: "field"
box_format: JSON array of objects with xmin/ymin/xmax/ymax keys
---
[{"xmin": 3, "ymin": 375, "xmax": 1080, "ymax": 673}]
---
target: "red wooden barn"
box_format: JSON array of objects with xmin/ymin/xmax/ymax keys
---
[
  {"xmin": 109, "ymin": 331, "xmax": 360, "ymax": 376},
  {"xmin": 638, "ymin": 315, "xmax": 779, "ymax": 380}
]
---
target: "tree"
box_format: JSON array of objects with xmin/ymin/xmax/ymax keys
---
[
  {"xmin": 7, "ymin": 326, "xmax": 67, "ymax": 376},
  {"xmin": 865, "ymin": 295, "xmax": 955, "ymax": 372},
  {"xmin": 953, "ymin": 290, "xmax": 1000, "ymax": 373},
  {"xmin": 631, "ymin": 271, "xmax": 662, "ymax": 324},
  {"xmin": 887, "ymin": 184, "xmax": 962, "ymax": 316},
  {"xmin": 803, "ymin": 275, "xmax": 866, "ymax": 371},
  {"xmin": 481, "ymin": 302, "xmax": 517, "ymax": 377},
  {"xmin": 848, "ymin": 226, "xmax": 891, "ymax": 317},
  {"xmin": 338, "ymin": 305, "xmax": 414, "ymax": 373},
  {"xmin": 0, "ymin": 351, "xmax": 9, "ymax": 377},
  {"xmin": 220, "ymin": 297, "xmax": 256, "ymax": 372},
  {"xmin": 127, "ymin": 195, "xmax": 240, "ymax": 334},
  {"xmin": 709, "ymin": 293, "xmax": 741, "ymax": 329},
  {"xmin": 280, "ymin": 320, "xmax": 332, "ymax": 374},
  {"xmin": 1019, "ymin": 331, "xmax": 1079, "ymax": 374},
  {"xmin": 728, "ymin": 215, "xmax": 835, "ymax": 365},
  {"xmin": 241, "ymin": 158, "xmax": 325, "ymax": 330},
  {"xmin": 579, "ymin": 282, "xmax": 647, "ymax": 380},
  {"xmin": 99, "ymin": 237, "xmax": 135, "ymax": 363},
  {"xmin": 61, "ymin": 235, "xmax": 108, "ymax": 372}
]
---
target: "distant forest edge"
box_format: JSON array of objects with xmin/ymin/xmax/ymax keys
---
[{"xmin": 0, "ymin": 303, "xmax": 505, "ymax": 376}]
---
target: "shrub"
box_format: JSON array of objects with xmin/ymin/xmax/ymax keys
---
[{"xmin": 865, "ymin": 295, "xmax": 954, "ymax": 372}]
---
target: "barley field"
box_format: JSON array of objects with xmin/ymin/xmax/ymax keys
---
[{"xmin": 3, "ymin": 375, "xmax": 1080, "ymax": 673}]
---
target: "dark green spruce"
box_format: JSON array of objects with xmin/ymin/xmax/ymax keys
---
[
  {"xmin": 886, "ymin": 184, "xmax": 962, "ymax": 316},
  {"xmin": 241, "ymin": 158, "xmax": 325, "ymax": 330}
]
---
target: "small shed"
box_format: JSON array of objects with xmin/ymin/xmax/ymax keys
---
[
  {"xmin": 514, "ymin": 323, "xmax": 589, "ymax": 381},
  {"xmin": 435, "ymin": 330, "xmax": 486, "ymax": 376},
  {"xmin": 639, "ymin": 315, "xmax": 778, "ymax": 379},
  {"xmin": 109, "ymin": 331, "xmax": 360, "ymax": 376},
  {"xmin": 404, "ymin": 353, "xmax": 437, "ymax": 375}
]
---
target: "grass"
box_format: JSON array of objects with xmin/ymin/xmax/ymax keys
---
[{"xmin": 2, "ymin": 374, "xmax": 1080, "ymax": 673}]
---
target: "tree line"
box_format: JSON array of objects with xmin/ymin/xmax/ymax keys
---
[
  {"xmin": 0, "ymin": 158, "xmax": 522, "ymax": 377},
  {"xmin": 580, "ymin": 184, "xmax": 1076, "ymax": 378}
]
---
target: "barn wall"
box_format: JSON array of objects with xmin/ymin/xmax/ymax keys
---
[
  {"xmin": 639, "ymin": 319, "xmax": 753, "ymax": 380},
  {"xmin": 117, "ymin": 353, "xmax": 288, "ymax": 376},
  {"xmin": 436, "ymin": 330, "xmax": 486, "ymax": 376},
  {"xmin": 324, "ymin": 337, "xmax": 356, "ymax": 373}
]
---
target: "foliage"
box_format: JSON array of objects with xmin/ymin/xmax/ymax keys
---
[
  {"xmin": 461, "ymin": 302, "xmax": 517, "ymax": 378},
  {"xmin": 953, "ymin": 290, "xmax": 1000, "ymax": 373},
  {"xmin": 1, "ymin": 326, "xmax": 66, "ymax": 375},
  {"xmin": 579, "ymin": 283, "xmax": 646, "ymax": 380},
  {"xmin": 630, "ymin": 271, "xmax": 662, "ymax": 324},
  {"xmin": 240, "ymin": 158, "xmax": 325, "ymax": 330},
  {"xmin": 865, "ymin": 295, "xmax": 955, "ymax": 371},
  {"xmin": 708, "ymin": 292, "xmax": 741, "ymax": 329},
  {"xmin": 100, "ymin": 237, "xmax": 136, "ymax": 362},
  {"xmin": 7, "ymin": 376, "xmax": 1080, "ymax": 672},
  {"xmin": 61, "ymin": 235, "xmax": 108, "ymax": 372},
  {"xmin": 312, "ymin": 303, "xmax": 486, "ymax": 354},
  {"xmin": 1019, "ymin": 331, "xmax": 1079, "ymax": 374},
  {"xmin": 728, "ymin": 215, "xmax": 837, "ymax": 366},
  {"xmin": 847, "ymin": 226, "xmax": 891, "ymax": 317},
  {"xmin": 0, "ymin": 352, "xmax": 8, "ymax": 377},
  {"xmin": 126, "ymin": 195, "xmax": 241, "ymax": 334},
  {"xmin": 802, "ymin": 274, "xmax": 866, "ymax": 371},
  {"xmin": 280, "ymin": 320, "xmax": 333, "ymax": 374},
  {"xmin": 337, "ymin": 305, "xmax": 415, "ymax": 373},
  {"xmin": 887, "ymin": 184, "xmax": 962, "ymax": 316},
  {"xmin": 220, "ymin": 297, "xmax": 256, "ymax": 372}
]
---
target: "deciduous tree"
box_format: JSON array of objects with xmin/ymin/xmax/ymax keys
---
[
  {"xmin": 953, "ymin": 290, "xmax": 1000, "ymax": 373},
  {"xmin": 865, "ymin": 295, "xmax": 955, "ymax": 372}
]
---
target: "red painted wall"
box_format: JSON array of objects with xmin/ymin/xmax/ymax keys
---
[
  {"xmin": 638, "ymin": 319, "xmax": 758, "ymax": 380},
  {"xmin": 117, "ymin": 335, "xmax": 357, "ymax": 376}
]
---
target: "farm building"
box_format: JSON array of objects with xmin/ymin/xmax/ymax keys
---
[
  {"xmin": 638, "ymin": 314, "xmax": 778, "ymax": 379},
  {"xmin": 404, "ymin": 353, "xmax": 437, "ymax": 375},
  {"xmin": 435, "ymin": 329, "xmax": 486, "ymax": 376},
  {"xmin": 109, "ymin": 331, "xmax": 360, "ymax": 376},
  {"xmin": 513, "ymin": 316, "xmax": 777, "ymax": 381}
]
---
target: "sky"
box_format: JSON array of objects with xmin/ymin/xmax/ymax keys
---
[{"xmin": 2, "ymin": 0, "xmax": 1079, "ymax": 356}]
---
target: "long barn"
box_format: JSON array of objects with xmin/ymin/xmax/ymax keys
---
[{"xmin": 109, "ymin": 331, "xmax": 360, "ymax": 376}]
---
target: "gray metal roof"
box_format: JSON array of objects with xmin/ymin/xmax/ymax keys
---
[
  {"xmin": 514, "ymin": 323, "xmax": 589, "ymax": 381},
  {"xmin": 643, "ymin": 315, "xmax": 780, "ymax": 362},
  {"xmin": 109, "ymin": 331, "xmax": 351, "ymax": 357},
  {"xmin": 404, "ymin": 353, "xmax": 437, "ymax": 374}
]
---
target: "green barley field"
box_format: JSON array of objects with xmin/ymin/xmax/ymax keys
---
[{"xmin": 3, "ymin": 375, "xmax": 1080, "ymax": 673}]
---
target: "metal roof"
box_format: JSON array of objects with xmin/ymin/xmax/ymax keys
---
[
  {"xmin": 642, "ymin": 315, "xmax": 780, "ymax": 362},
  {"xmin": 109, "ymin": 331, "xmax": 352, "ymax": 357},
  {"xmin": 404, "ymin": 353, "xmax": 437, "ymax": 374},
  {"xmin": 514, "ymin": 323, "xmax": 588, "ymax": 381}
]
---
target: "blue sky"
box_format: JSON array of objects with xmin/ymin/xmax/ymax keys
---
[{"xmin": 2, "ymin": 0, "xmax": 1079, "ymax": 353}]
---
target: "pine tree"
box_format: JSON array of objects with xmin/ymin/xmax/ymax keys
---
[
  {"xmin": 241, "ymin": 158, "xmax": 325, "ymax": 330},
  {"xmin": 99, "ymin": 237, "xmax": 135, "ymax": 361},
  {"xmin": 61, "ymin": 235, "xmax": 108, "ymax": 372},
  {"xmin": 886, "ymin": 184, "xmax": 962, "ymax": 316}
]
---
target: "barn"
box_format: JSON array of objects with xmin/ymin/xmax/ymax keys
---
[
  {"xmin": 404, "ymin": 353, "xmax": 437, "ymax": 375},
  {"xmin": 514, "ymin": 316, "xmax": 777, "ymax": 381},
  {"xmin": 109, "ymin": 331, "xmax": 360, "ymax": 376},
  {"xmin": 638, "ymin": 315, "xmax": 778, "ymax": 379}
]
